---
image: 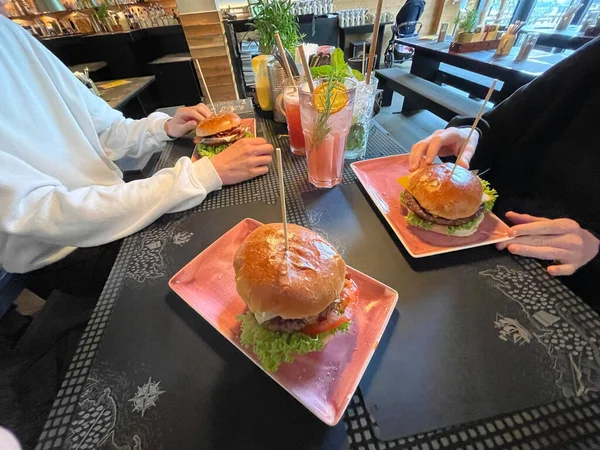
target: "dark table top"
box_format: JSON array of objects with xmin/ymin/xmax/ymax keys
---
[
  {"xmin": 521, "ymin": 25, "xmax": 595, "ymax": 50},
  {"xmin": 68, "ymin": 61, "xmax": 108, "ymax": 73},
  {"xmin": 397, "ymin": 37, "xmax": 568, "ymax": 83},
  {"xmin": 34, "ymin": 107, "xmax": 600, "ymax": 450},
  {"xmin": 148, "ymin": 52, "xmax": 191, "ymax": 65},
  {"xmin": 97, "ymin": 76, "xmax": 156, "ymax": 110},
  {"xmin": 524, "ymin": 25, "xmax": 589, "ymax": 38}
]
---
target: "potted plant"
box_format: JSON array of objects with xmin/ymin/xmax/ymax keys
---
[
  {"xmin": 453, "ymin": 8, "xmax": 478, "ymax": 43},
  {"xmin": 250, "ymin": 0, "xmax": 302, "ymax": 54}
]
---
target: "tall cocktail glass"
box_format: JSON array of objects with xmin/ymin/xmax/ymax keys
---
[
  {"xmin": 345, "ymin": 75, "xmax": 379, "ymax": 160},
  {"xmin": 282, "ymin": 76, "xmax": 306, "ymax": 155},
  {"xmin": 299, "ymin": 77, "xmax": 357, "ymax": 188}
]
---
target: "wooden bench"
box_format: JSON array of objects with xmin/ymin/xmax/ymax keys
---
[
  {"xmin": 376, "ymin": 68, "xmax": 492, "ymax": 121},
  {"xmin": 436, "ymin": 64, "xmax": 504, "ymax": 103}
]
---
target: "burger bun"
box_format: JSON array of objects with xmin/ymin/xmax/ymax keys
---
[
  {"xmin": 407, "ymin": 163, "xmax": 483, "ymax": 220},
  {"xmin": 233, "ymin": 223, "xmax": 346, "ymax": 319},
  {"xmin": 196, "ymin": 112, "xmax": 242, "ymax": 137}
]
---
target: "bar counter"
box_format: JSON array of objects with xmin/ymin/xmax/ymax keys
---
[{"xmin": 40, "ymin": 24, "xmax": 188, "ymax": 79}]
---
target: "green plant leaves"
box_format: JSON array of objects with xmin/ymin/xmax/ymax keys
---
[
  {"xmin": 309, "ymin": 48, "xmax": 365, "ymax": 81},
  {"xmin": 250, "ymin": 0, "xmax": 302, "ymax": 54}
]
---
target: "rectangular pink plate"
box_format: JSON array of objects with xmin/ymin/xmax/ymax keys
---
[
  {"xmin": 168, "ymin": 218, "xmax": 398, "ymax": 426},
  {"xmin": 351, "ymin": 154, "xmax": 512, "ymax": 258},
  {"xmin": 191, "ymin": 118, "xmax": 256, "ymax": 162}
]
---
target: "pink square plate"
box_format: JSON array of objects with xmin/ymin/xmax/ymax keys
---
[
  {"xmin": 168, "ymin": 218, "xmax": 398, "ymax": 426},
  {"xmin": 191, "ymin": 118, "xmax": 256, "ymax": 162},
  {"xmin": 351, "ymin": 154, "xmax": 512, "ymax": 258}
]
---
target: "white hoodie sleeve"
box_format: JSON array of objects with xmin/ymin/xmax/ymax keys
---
[
  {"xmin": 97, "ymin": 111, "xmax": 175, "ymax": 162},
  {"xmin": 0, "ymin": 17, "xmax": 224, "ymax": 273},
  {"xmin": 70, "ymin": 69, "xmax": 174, "ymax": 161},
  {"xmin": 0, "ymin": 152, "xmax": 222, "ymax": 248}
]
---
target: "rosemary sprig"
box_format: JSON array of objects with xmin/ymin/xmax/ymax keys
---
[{"xmin": 312, "ymin": 77, "xmax": 335, "ymax": 148}]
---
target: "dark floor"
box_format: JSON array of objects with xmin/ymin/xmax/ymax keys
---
[{"xmin": 373, "ymin": 62, "xmax": 447, "ymax": 152}]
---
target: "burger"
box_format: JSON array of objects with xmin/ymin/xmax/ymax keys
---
[
  {"xmin": 399, "ymin": 163, "xmax": 498, "ymax": 237},
  {"xmin": 234, "ymin": 223, "xmax": 358, "ymax": 372},
  {"xmin": 194, "ymin": 112, "xmax": 252, "ymax": 158}
]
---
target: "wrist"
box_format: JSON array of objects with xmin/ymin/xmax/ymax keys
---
[{"xmin": 164, "ymin": 119, "xmax": 176, "ymax": 139}]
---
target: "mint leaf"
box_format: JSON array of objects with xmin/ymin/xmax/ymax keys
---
[
  {"xmin": 331, "ymin": 48, "xmax": 345, "ymax": 70},
  {"xmin": 352, "ymin": 69, "xmax": 365, "ymax": 82},
  {"xmin": 310, "ymin": 65, "xmax": 334, "ymax": 78}
]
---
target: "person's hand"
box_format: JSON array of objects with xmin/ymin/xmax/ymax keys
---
[
  {"xmin": 408, "ymin": 127, "xmax": 479, "ymax": 171},
  {"xmin": 164, "ymin": 104, "xmax": 213, "ymax": 138},
  {"xmin": 209, "ymin": 138, "xmax": 274, "ymax": 185},
  {"xmin": 496, "ymin": 212, "xmax": 600, "ymax": 276}
]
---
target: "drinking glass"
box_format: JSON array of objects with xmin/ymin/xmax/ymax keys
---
[
  {"xmin": 345, "ymin": 75, "xmax": 379, "ymax": 160},
  {"xmin": 299, "ymin": 78, "xmax": 357, "ymax": 188},
  {"xmin": 252, "ymin": 55, "xmax": 273, "ymax": 111},
  {"xmin": 281, "ymin": 76, "xmax": 306, "ymax": 155},
  {"xmin": 515, "ymin": 33, "xmax": 539, "ymax": 61}
]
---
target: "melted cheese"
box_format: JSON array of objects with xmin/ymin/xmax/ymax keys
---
[
  {"xmin": 397, "ymin": 175, "xmax": 410, "ymax": 189},
  {"xmin": 254, "ymin": 311, "xmax": 278, "ymax": 324}
]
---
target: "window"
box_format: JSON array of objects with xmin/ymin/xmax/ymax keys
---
[
  {"xmin": 487, "ymin": 0, "xmax": 521, "ymax": 26},
  {"xmin": 528, "ymin": 0, "xmax": 577, "ymax": 26}
]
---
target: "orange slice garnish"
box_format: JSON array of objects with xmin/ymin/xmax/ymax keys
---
[{"xmin": 313, "ymin": 81, "xmax": 349, "ymax": 114}]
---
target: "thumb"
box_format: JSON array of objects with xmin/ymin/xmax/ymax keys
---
[{"xmin": 457, "ymin": 142, "xmax": 475, "ymax": 168}]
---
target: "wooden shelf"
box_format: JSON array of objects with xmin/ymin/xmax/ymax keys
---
[{"xmin": 8, "ymin": 1, "xmax": 154, "ymax": 20}]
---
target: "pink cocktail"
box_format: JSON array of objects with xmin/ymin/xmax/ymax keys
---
[
  {"xmin": 282, "ymin": 77, "xmax": 306, "ymax": 155},
  {"xmin": 299, "ymin": 78, "xmax": 357, "ymax": 188}
]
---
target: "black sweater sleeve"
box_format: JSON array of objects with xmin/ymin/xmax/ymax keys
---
[{"xmin": 447, "ymin": 38, "xmax": 600, "ymax": 173}]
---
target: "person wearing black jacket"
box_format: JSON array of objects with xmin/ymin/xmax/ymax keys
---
[{"xmin": 408, "ymin": 37, "xmax": 600, "ymax": 308}]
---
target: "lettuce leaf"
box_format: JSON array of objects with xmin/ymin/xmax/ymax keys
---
[
  {"xmin": 405, "ymin": 211, "xmax": 434, "ymax": 230},
  {"xmin": 238, "ymin": 311, "xmax": 351, "ymax": 372},
  {"xmin": 480, "ymin": 178, "xmax": 498, "ymax": 212},
  {"xmin": 196, "ymin": 130, "xmax": 253, "ymax": 158},
  {"xmin": 196, "ymin": 142, "xmax": 229, "ymax": 158},
  {"xmin": 446, "ymin": 213, "xmax": 485, "ymax": 235},
  {"xmin": 399, "ymin": 191, "xmax": 407, "ymax": 207}
]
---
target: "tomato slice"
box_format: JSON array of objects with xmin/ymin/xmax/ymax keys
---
[{"xmin": 301, "ymin": 277, "xmax": 359, "ymax": 337}]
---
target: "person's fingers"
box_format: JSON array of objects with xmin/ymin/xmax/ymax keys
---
[
  {"xmin": 547, "ymin": 263, "xmax": 577, "ymax": 276},
  {"xmin": 251, "ymin": 165, "xmax": 270, "ymax": 176},
  {"xmin": 252, "ymin": 144, "xmax": 275, "ymax": 155},
  {"xmin": 241, "ymin": 137, "xmax": 267, "ymax": 145},
  {"xmin": 510, "ymin": 218, "xmax": 580, "ymax": 237},
  {"xmin": 253, "ymin": 155, "xmax": 273, "ymax": 166},
  {"xmin": 457, "ymin": 140, "xmax": 476, "ymax": 168},
  {"xmin": 506, "ymin": 243, "xmax": 570, "ymax": 261},
  {"xmin": 179, "ymin": 121, "xmax": 197, "ymax": 134},
  {"xmin": 177, "ymin": 108, "xmax": 204, "ymax": 123},
  {"xmin": 193, "ymin": 103, "xmax": 212, "ymax": 118},
  {"xmin": 409, "ymin": 139, "xmax": 430, "ymax": 171},
  {"xmin": 496, "ymin": 234, "xmax": 582, "ymax": 251},
  {"xmin": 424, "ymin": 133, "xmax": 450, "ymax": 164},
  {"xmin": 506, "ymin": 211, "xmax": 548, "ymax": 225}
]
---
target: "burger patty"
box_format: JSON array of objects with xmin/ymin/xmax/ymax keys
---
[
  {"xmin": 403, "ymin": 191, "xmax": 484, "ymax": 226},
  {"xmin": 262, "ymin": 300, "xmax": 339, "ymax": 333},
  {"xmin": 193, "ymin": 126, "xmax": 247, "ymax": 145},
  {"xmin": 213, "ymin": 126, "xmax": 245, "ymax": 138}
]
